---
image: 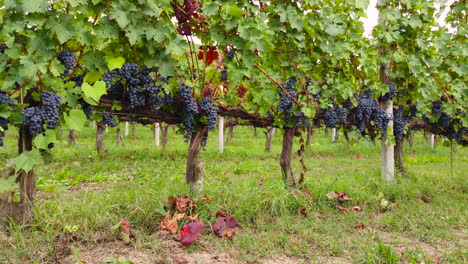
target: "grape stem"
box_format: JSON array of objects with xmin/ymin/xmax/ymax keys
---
[{"xmin": 254, "ymin": 64, "xmax": 303, "ymax": 107}]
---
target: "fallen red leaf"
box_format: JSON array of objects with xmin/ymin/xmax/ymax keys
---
[
  {"xmin": 213, "ymin": 216, "xmax": 240, "ymax": 238},
  {"xmin": 258, "ymin": 178, "xmax": 264, "ymax": 185},
  {"xmin": 337, "ymin": 191, "xmax": 353, "ymax": 201},
  {"xmin": 299, "ymin": 208, "xmax": 308, "ymax": 217},
  {"xmin": 176, "ymin": 195, "xmax": 196, "ymax": 213},
  {"xmin": 337, "ymin": 205, "xmax": 349, "ymax": 212},
  {"xmin": 160, "ymin": 212, "xmax": 180, "ymax": 235},
  {"xmin": 354, "ymin": 154, "xmax": 363, "ymax": 159},
  {"xmin": 216, "ymin": 210, "xmax": 229, "ymax": 218},
  {"xmin": 201, "ymin": 194, "xmax": 212, "ymax": 203},
  {"xmin": 353, "ymin": 224, "xmax": 365, "ymax": 229},
  {"xmin": 351, "ymin": 206, "xmax": 362, "ymax": 212},
  {"xmin": 180, "ymin": 221, "xmax": 204, "ymax": 246},
  {"xmin": 187, "ymin": 213, "xmax": 199, "ymax": 222}
]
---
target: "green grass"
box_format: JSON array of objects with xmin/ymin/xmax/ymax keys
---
[{"xmin": 0, "ymin": 124, "xmax": 466, "ymax": 263}]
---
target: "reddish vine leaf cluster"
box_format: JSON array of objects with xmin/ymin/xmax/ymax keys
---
[{"xmin": 159, "ymin": 195, "xmax": 240, "ymax": 246}]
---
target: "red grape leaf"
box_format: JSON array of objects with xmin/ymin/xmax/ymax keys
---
[
  {"xmin": 237, "ymin": 85, "xmax": 247, "ymax": 98},
  {"xmin": 353, "ymin": 224, "xmax": 365, "ymax": 229},
  {"xmin": 216, "ymin": 210, "xmax": 229, "ymax": 218},
  {"xmin": 201, "ymin": 194, "xmax": 212, "ymax": 203},
  {"xmin": 160, "ymin": 212, "xmax": 179, "ymax": 235},
  {"xmin": 351, "ymin": 206, "xmax": 362, "ymax": 212},
  {"xmin": 258, "ymin": 178, "xmax": 264, "ymax": 185},
  {"xmin": 180, "ymin": 221, "xmax": 204, "ymax": 246},
  {"xmin": 299, "ymin": 208, "xmax": 308, "ymax": 217},
  {"xmin": 176, "ymin": 195, "xmax": 196, "ymax": 213},
  {"xmin": 213, "ymin": 216, "xmax": 240, "ymax": 238},
  {"xmin": 337, "ymin": 205, "xmax": 349, "ymax": 212},
  {"xmin": 198, "ymin": 46, "xmax": 218, "ymax": 65}
]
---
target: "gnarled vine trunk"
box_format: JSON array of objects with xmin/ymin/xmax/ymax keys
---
[
  {"xmin": 96, "ymin": 122, "xmax": 105, "ymax": 153},
  {"xmin": 394, "ymin": 139, "xmax": 405, "ymax": 175},
  {"xmin": 116, "ymin": 127, "xmax": 123, "ymax": 145},
  {"xmin": 305, "ymin": 125, "xmax": 314, "ymax": 148},
  {"xmin": 0, "ymin": 126, "xmax": 35, "ymax": 227},
  {"xmin": 186, "ymin": 128, "xmax": 207, "ymax": 193},
  {"xmin": 265, "ymin": 127, "xmax": 274, "ymax": 152},
  {"xmin": 68, "ymin": 129, "xmax": 77, "ymax": 145},
  {"xmin": 280, "ymin": 127, "xmax": 297, "ymax": 188},
  {"xmin": 227, "ymin": 125, "xmax": 234, "ymax": 142},
  {"xmin": 161, "ymin": 125, "xmax": 169, "ymax": 149}
]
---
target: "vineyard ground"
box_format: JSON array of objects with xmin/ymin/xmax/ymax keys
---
[{"xmin": 0, "ymin": 125, "xmax": 466, "ymax": 264}]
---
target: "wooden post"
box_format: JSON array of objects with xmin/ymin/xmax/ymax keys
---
[
  {"xmin": 218, "ymin": 116, "xmax": 224, "ymax": 153},
  {"xmin": 431, "ymin": 134, "xmax": 436, "ymax": 148},
  {"xmin": 331, "ymin": 128, "xmax": 337, "ymax": 143}
]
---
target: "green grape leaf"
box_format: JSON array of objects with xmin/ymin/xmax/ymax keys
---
[
  {"xmin": 82, "ymin": 81, "xmax": 107, "ymax": 105},
  {"xmin": 0, "ymin": 176, "xmax": 16, "ymax": 194},
  {"xmin": 106, "ymin": 56, "xmax": 125, "ymax": 71},
  {"xmin": 226, "ymin": 5, "xmax": 244, "ymax": 18},
  {"xmin": 84, "ymin": 71, "xmax": 103, "ymax": 84},
  {"xmin": 33, "ymin": 130, "xmax": 56, "ymax": 150},
  {"xmin": 22, "ymin": 0, "xmax": 48, "ymax": 13},
  {"xmin": 11, "ymin": 149, "xmax": 42, "ymax": 172},
  {"xmin": 64, "ymin": 109, "xmax": 88, "ymax": 131}
]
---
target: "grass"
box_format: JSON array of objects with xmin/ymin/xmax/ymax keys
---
[{"xmin": 0, "ymin": 124, "xmax": 466, "ymax": 263}]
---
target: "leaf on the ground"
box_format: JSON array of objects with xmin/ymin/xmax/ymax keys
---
[
  {"xmin": 354, "ymin": 154, "xmax": 363, "ymax": 159},
  {"xmin": 337, "ymin": 191, "xmax": 353, "ymax": 201},
  {"xmin": 337, "ymin": 205, "xmax": 349, "ymax": 212},
  {"xmin": 353, "ymin": 224, "xmax": 365, "ymax": 229},
  {"xmin": 187, "ymin": 213, "xmax": 199, "ymax": 222},
  {"xmin": 216, "ymin": 210, "xmax": 229, "ymax": 218},
  {"xmin": 172, "ymin": 256, "xmax": 189, "ymax": 264},
  {"xmin": 180, "ymin": 221, "xmax": 204, "ymax": 246},
  {"xmin": 301, "ymin": 190, "xmax": 313, "ymax": 197},
  {"xmin": 160, "ymin": 211, "xmax": 179, "ymax": 235},
  {"xmin": 167, "ymin": 195, "xmax": 178, "ymax": 208},
  {"xmin": 326, "ymin": 191, "xmax": 339, "ymax": 200},
  {"xmin": 299, "ymin": 208, "xmax": 308, "ymax": 217},
  {"xmin": 351, "ymin": 206, "xmax": 362, "ymax": 212},
  {"xmin": 201, "ymin": 194, "xmax": 212, "ymax": 203},
  {"xmin": 212, "ymin": 216, "xmax": 240, "ymax": 238},
  {"xmin": 177, "ymin": 195, "xmax": 195, "ymax": 213},
  {"xmin": 119, "ymin": 219, "xmax": 131, "ymax": 244},
  {"xmin": 258, "ymin": 178, "xmax": 264, "ymax": 185}
]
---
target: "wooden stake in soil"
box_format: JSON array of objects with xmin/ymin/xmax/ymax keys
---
[{"xmin": 125, "ymin": 121, "xmax": 129, "ymax": 136}]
